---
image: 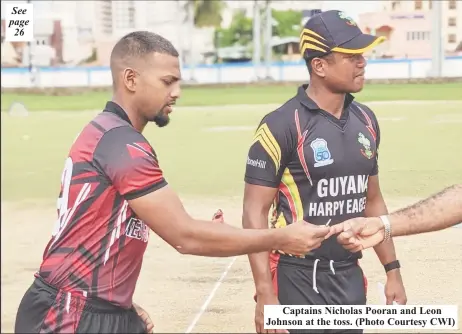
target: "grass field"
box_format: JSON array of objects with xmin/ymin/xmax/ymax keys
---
[
  {"xmin": 1, "ymin": 83, "xmax": 462, "ymax": 333},
  {"xmin": 2, "ymin": 82, "xmax": 462, "ymax": 111},
  {"xmin": 2, "ymin": 95, "xmax": 462, "ymax": 202}
]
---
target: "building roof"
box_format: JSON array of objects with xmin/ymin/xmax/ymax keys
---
[{"xmin": 271, "ymin": 36, "xmax": 299, "ymax": 47}]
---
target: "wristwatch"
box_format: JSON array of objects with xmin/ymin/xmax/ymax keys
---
[
  {"xmin": 379, "ymin": 215, "xmax": 392, "ymax": 242},
  {"xmin": 384, "ymin": 260, "xmax": 401, "ymax": 273}
]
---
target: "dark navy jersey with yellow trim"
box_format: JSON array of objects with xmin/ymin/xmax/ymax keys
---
[{"xmin": 244, "ymin": 84, "xmax": 381, "ymax": 262}]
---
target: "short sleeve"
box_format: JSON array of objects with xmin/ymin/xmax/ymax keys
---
[
  {"xmin": 93, "ymin": 127, "xmax": 168, "ymax": 200},
  {"xmin": 244, "ymin": 113, "xmax": 294, "ymax": 188}
]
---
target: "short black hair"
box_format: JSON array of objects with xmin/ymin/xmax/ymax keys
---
[
  {"xmin": 111, "ymin": 31, "xmax": 178, "ymax": 62},
  {"xmin": 305, "ymin": 57, "xmax": 313, "ymax": 74},
  {"xmin": 110, "ymin": 31, "xmax": 179, "ymax": 84}
]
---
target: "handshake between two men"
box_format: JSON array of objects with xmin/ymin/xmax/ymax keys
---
[
  {"xmin": 263, "ymin": 218, "xmax": 384, "ymax": 256},
  {"xmin": 212, "ymin": 208, "xmax": 376, "ymax": 255},
  {"xmin": 280, "ymin": 183, "xmax": 462, "ymax": 255},
  {"xmin": 213, "ymin": 184, "xmax": 461, "ymax": 256},
  {"xmin": 291, "ymin": 217, "xmax": 386, "ymax": 255}
]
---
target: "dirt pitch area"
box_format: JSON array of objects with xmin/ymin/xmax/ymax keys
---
[{"xmin": 1, "ymin": 196, "xmax": 461, "ymax": 333}]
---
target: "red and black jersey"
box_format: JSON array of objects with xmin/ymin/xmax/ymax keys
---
[{"xmin": 38, "ymin": 101, "xmax": 167, "ymax": 308}]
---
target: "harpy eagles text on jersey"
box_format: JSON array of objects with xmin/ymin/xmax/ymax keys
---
[{"xmin": 309, "ymin": 175, "xmax": 369, "ymax": 217}]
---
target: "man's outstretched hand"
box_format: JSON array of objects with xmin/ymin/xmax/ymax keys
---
[
  {"xmin": 333, "ymin": 217, "xmax": 385, "ymax": 252},
  {"xmin": 210, "ymin": 211, "xmax": 385, "ymax": 255},
  {"xmin": 277, "ymin": 221, "xmax": 332, "ymax": 256}
]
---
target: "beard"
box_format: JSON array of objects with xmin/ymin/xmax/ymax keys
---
[
  {"xmin": 153, "ymin": 113, "xmax": 170, "ymax": 127},
  {"xmin": 148, "ymin": 106, "xmax": 171, "ymax": 127}
]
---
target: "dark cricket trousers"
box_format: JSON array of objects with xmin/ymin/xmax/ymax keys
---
[
  {"xmin": 14, "ymin": 275, "xmax": 147, "ymax": 333},
  {"xmin": 268, "ymin": 252, "xmax": 368, "ymax": 334}
]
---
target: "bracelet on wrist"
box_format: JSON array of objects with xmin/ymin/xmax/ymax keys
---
[{"xmin": 379, "ymin": 215, "xmax": 391, "ymax": 242}]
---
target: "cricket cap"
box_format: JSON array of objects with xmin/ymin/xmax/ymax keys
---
[{"xmin": 299, "ymin": 10, "xmax": 386, "ymax": 59}]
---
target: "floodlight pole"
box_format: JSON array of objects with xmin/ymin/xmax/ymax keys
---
[
  {"xmin": 264, "ymin": 0, "xmax": 272, "ymax": 79},
  {"xmin": 27, "ymin": 0, "xmax": 33, "ymax": 86},
  {"xmin": 177, "ymin": 0, "xmax": 183, "ymax": 68},
  {"xmin": 252, "ymin": 0, "xmax": 261, "ymax": 81},
  {"xmin": 188, "ymin": 0, "xmax": 196, "ymax": 82},
  {"xmin": 430, "ymin": 0, "xmax": 443, "ymax": 77}
]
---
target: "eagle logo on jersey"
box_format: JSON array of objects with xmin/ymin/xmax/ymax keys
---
[
  {"xmin": 310, "ymin": 138, "xmax": 334, "ymax": 167},
  {"xmin": 358, "ymin": 132, "xmax": 374, "ymax": 159}
]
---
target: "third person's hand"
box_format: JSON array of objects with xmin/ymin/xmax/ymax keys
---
[{"xmin": 336, "ymin": 217, "xmax": 385, "ymax": 252}]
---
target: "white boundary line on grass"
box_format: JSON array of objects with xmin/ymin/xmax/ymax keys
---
[{"xmin": 185, "ymin": 256, "xmax": 237, "ymax": 333}]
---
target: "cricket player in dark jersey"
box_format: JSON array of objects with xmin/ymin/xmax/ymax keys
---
[
  {"xmin": 242, "ymin": 11, "xmax": 407, "ymax": 333},
  {"xmin": 14, "ymin": 31, "xmax": 335, "ymax": 334}
]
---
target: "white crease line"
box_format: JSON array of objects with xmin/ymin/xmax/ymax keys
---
[{"xmin": 185, "ymin": 256, "xmax": 237, "ymax": 333}]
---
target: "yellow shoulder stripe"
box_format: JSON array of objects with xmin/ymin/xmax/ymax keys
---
[{"xmin": 252, "ymin": 123, "xmax": 282, "ymax": 174}]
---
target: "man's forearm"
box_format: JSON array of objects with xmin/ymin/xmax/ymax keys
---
[
  {"xmin": 177, "ymin": 218, "xmax": 283, "ymax": 257},
  {"xmin": 243, "ymin": 211, "xmax": 275, "ymax": 296},
  {"xmin": 249, "ymin": 253, "xmax": 274, "ymax": 295},
  {"xmin": 390, "ymin": 184, "xmax": 462, "ymax": 236},
  {"xmin": 366, "ymin": 197, "xmax": 398, "ymax": 265}
]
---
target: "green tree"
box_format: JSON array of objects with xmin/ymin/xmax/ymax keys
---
[
  {"xmin": 272, "ymin": 9, "xmax": 302, "ymax": 37},
  {"xmin": 215, "ymin": 10, "xmax": 253, "ymax": 47},
  {"xmin": 186, "ymin": 0, "xmax": 225, "ymax": 28}
]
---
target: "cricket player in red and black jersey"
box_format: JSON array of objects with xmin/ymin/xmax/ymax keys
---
[{"xmin": 14, "ymin": 32, "xmax": 337, "ymax": 334}]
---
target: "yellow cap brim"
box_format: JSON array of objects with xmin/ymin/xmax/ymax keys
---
[{"xmin": 331, "ymin": 35, "xmax": 386, "ymax": 54}]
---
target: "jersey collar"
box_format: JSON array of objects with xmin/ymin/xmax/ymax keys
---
[
  {"xmin": 295, "ymin": 84, "xmax": 355, "ymax": 129},
  {"xmin": 295, "ymin": 84, "xmax": 355, "ymax": 111},
  {"xmin": 103, "ymin": 101, "xmax": 133, "ymax": 126}
]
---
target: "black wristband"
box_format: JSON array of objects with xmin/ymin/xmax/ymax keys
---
[{"xmin": 384, "ymin": 260, "xmax": 400, "ymax": 273}]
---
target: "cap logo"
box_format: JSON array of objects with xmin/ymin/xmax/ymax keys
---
[{"xmin": 338, "ymin": 11, "xmax": 357, "ymax": 26}]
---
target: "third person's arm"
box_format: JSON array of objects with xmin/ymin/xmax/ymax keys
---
[
  {"xmin": 389, "ymin": 184, "xmax": 462, "ymax": 236},
  {"xmin": 365, "ymin": 176, "xmax": 400, "ymax": 268},
  {"xmin": 335, "ymin": 184, "xmax": 462, "ymax": 251},
  {"xmin": 364, "ymin": 111, "xmax": 406, "ymax": 305}
]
